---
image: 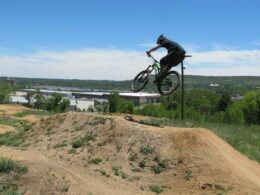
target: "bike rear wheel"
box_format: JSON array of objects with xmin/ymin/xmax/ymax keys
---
[
  {"xmin": 131, "ymin": 70, "xmax": 149, "ymax": 92},
  {"xmin": 157, "ymin": 71, "xmax": 180, "ymax": 95}
]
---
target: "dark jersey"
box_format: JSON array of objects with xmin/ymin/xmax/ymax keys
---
[{"xmin": 159, "ymin": 39, "xmax": 186, "ymax": 55}]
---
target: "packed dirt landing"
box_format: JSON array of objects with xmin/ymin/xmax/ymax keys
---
[{"xmin": 1, "ymin": 112, "xmax": 260, "ymax": 194}]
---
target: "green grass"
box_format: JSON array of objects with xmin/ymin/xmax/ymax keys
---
[
  {"xmin": 68, "ymin": 148, "xmax": 77, "ymax": 154},
  {"xmin": 1, "ymin": 190, "xmax": 23, "ymax": 195},
  {"xmin": 112, "ymin": 165, "xmax": 121, "ymax": 176},
  {"xmin": 0, "ymin": 117, "xmax": 28, "ymax": 128},
  {"xmin": 89, "ymin": 157, "xmax": 102, "ymax": 165},
  {"xmin": 99, "ymin": 170, "xmax": 110, "ymax": 177},
  {"xmin": 0, "ymin": 131, "xmax": 25, "ymax": 146},
  {"xmin": 149, "ymin": 185, "xmax": 164, "ymax": 194},
  {"xmin": 85, "ymin": 117, "xmax": 107, "ymax": 126},
  {"xmin": 0, "ymin": 117, "xmax": 32, "ymax": 147},
  {"xmin": 151, "ymin": 165, "xmax": 164, "ymax": 174},
  {"xmin": 0, "ymin": 156, "xmax": 28, "ymax": 174},
  {"xmin": 0, "ymin": 157, "xmax": 28, "ymax": 194},
  {"xmin": 71, "ymin": 133, "xmax": 97, "ymax": 148},
  {"xmin": 53, "ymin": 142, "xmax": 67, "ymax": 148},
  {"xmin": 140, "ymin": 145, "xmax": 154, "ymax": 155},
  {"xmin": 14, "ymin": 110, "xmax": 53, "ymax": 117},
  {"xmin": 184, "ymin": 170, "xmax": 193, "ymax": 180},
  {"xmin": 128, "ymin": 152, "xmax": 138, "ymax": 161}
]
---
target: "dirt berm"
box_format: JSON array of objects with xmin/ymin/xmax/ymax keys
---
[{"xmin": 1, "ymin": 112, "xmax": 259, "ymax": 194}]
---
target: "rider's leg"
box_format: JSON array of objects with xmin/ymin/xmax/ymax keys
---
[
  {"xmin": 154, "ymin": 52, "xmax": 185, "ymax": 84},
  {"xmin": 159, "ymin": 56, "xmax": 169, "ymax": 75},
  {"xmin": 160, "ymin": 52, "xmax": 185, "ymax": 73}
]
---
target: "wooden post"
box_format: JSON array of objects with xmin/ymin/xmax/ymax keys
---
[{"xmin": 181, "ymin": 55, "xmax": 192, "ymax": 120}]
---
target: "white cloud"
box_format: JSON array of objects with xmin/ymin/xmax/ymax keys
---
[
  {"xmin": 210, "ymin": 42, "xmax": 237, "ymax": 50},
  {"xmin": 0, "ymin": 48, "xmax": 260, "ymax": 80},
  {"xmin": 0, "ymin": 46, "xmax": 9, "ymax": 51},
  {"xmin": 138, "ymin": 42, "xmax": 156, "ymax": 48},
  {"xmin": 182, "ymin": 44, "xmax": 201, "ymax": 52}
]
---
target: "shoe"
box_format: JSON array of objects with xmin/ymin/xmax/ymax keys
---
[
  {"xmin": 153, "ymin": 79, "xmax": 159, "ymax": 85},
  {"xmin": 153, "ymin": 76, "xmax": 162, "ymax": 85}
]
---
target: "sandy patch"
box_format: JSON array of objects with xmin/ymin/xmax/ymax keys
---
[
  {"xmin": 0, "ymin": 104, "xmax": 28, "ymax": 115},
  {"xmin": 0, "ymin": 124, "xmax": 15, "ymax": 134}
]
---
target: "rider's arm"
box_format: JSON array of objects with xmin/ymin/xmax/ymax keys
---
[{"xmin": 146, "ymin": 45, "xmax": 161, "ymax": 56}]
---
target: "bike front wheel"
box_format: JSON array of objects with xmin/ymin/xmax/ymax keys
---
[
  {"xmin": 157, "ymin": 71, "xmax": 180, "ymax": 95},
  {"xmin": 131, "ymin": 70, "xmax": 149, "ymax": 92}
]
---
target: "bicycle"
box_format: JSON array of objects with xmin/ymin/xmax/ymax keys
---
[{"xmin": 131, "ymin": 54, "xmax": 180, "ymax": 95}]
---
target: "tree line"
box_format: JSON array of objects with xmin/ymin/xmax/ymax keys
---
[
  {"xmin": 0, "ymin": 84, "xmax": 70, "ymax": 113},
  {"xmin": 1, "ymin": 82, "xmax": 260, "ymax": 125},
  {"xmin": 2, "ymin": 76, "xmax": 260, "ymax": 95},
  {"xmin": 106, "ymin": 90, "xmax": 260, "ymax": 126}
]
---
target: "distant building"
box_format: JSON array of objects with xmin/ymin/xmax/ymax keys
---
[
  {"xmin": 5, "ymin": 77, "xmax": 17, "ymax": 87},
  {"xmin": 72, "ymin": 92, "xmax": 161, "ymax": 105},
  {"xmin": 231, "ymin": 94, "xmax": 243, "ymax": 100},
  {"xmin": 209, "ymin": 83, "xmax": 219, "ymax": 87}
]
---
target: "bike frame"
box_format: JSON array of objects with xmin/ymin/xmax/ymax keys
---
[{"xmin": 146, "ymin": 56, "xmax": 161, "ymax": 75}]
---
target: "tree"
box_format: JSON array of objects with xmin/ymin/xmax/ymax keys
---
[
  {"xmin": 33, "ymin": 89, "xmax": 46, "ymax": 110},
  {"xmin": 242, "ymin": 91, "xmax": 260, "ymax": 125},
  {"xmin": 0, "ymin": 84, "xmax": 14, "ymax": 103},
  {"xmin": 119, "ymin": 99, "xmax": 134, "ymax": 114},
  {"xmin": 108, "ymin": 92, "xmax": 134, "ymax": 114},
  {"xmin": 59, "ymin": 98, "xmax": 70, "ymax": 112},
  {"xmin": 160, "ymin": 91, "xmax": 181, "ymax": 110},
  {"xmin": 45, "ymin": 93, "xmax": 70, "ymax": 112},
  {"xmin": 24, "ymin": 90, "xmax": 35, "ymax": 107},
  {"xmin": 185, "ymin": 89, "xmax": 220, "ymax": 120},
  {"xmin": 225, "ymin": 101, "xmax": 244, "ymax": 124},
  {"xmin": 218, "ymin": 94, "xmax": 231, "ymax": 111},
  {"xmin": 108, "ymin": 92, "xmax": 121, "ymax": 113}
]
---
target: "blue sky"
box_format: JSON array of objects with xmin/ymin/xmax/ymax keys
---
[{"xmin": 1, "ymin": 0, "xmax": 260, "ymax": 79}]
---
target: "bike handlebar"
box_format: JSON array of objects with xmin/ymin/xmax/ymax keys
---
[{"xmin": 147, "ymin": 53, "xmax": 158, "ymax": 63}]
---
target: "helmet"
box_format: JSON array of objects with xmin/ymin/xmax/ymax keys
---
[{"xmin": 157, "ymin": 34, "xmax": 166, "ymax": 44}]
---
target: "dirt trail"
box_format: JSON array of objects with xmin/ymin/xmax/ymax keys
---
[
  {"xmin": 0, "ymin": 146, "xmax": 142, "ymax": 195},
  {"xmin": 0, "ymin": 109, "xmax": 259, "ymax": 194}
]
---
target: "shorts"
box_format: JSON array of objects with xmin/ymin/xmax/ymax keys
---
[{"xmin": 160, "ymin": 51, "xmax": 185, "ymax": 68}]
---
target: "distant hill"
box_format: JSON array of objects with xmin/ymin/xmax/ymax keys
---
[{"xmin": 1, "ymin": 76, "xmax": 260, "ymax": 94}]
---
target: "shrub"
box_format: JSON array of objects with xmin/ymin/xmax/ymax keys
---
[
  {"xmin": 242, "ymin": 91, "xmax": 260, "ymax": 124},
  {"xmin": 225, "ymin": 101, "xmax": 244, "ymax": 124},
  {"xmin": 0, "ymin": 156, "xmax": 28, "ymax": 174},
  {"xmin": 72, "ymin": 133, "xmax": 96, "ymax": 148},
  {"xmin": 149, "ymin": 185, "xmax": 164, "ymax": 194},
  {"xmin": 151, "ymin": 165, "xmax": 164, "ymax": 174},
  {"xmin": 89, "ymin": 158, "xmax": 102, "ymax": 165},
  {"xmin": 208, "ymin": 111, "xmax": 226, "ymax": 123},
  {"xmin": 140, "ymin": 145, "xmax": 154, "ymax": 155},
  {"xmin": 112, "ymin": 165, "xmax": 121, "ymax": 176},
  {"xmin": 108, "ymin": 92, "xmax": 134, "ymax": 114}
]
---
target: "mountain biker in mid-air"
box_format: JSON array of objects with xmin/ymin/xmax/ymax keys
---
[{"xmin": 146, "ymin": 34, "xmax": 186, "ymax": 82}]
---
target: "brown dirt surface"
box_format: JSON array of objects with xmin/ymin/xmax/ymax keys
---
[
  {"xmin": 19, "ymin": 114, "xmax": 44, "ymax": 122},
  {"xmin": 0, "ymin": 104, "xmax": 28, "ymax": 115},
  {"xmin": 0, "ymin": 104, "xmax": 45, "ymax": 123},
  {"xmin": 0, "ymin": 112, "xmax": 259, "ymax": 195},
  {"xmin": 0, "ymin": 124, "xmax": 15, "ymax": 134}
]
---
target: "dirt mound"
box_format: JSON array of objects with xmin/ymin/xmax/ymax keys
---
[
  {"xmin": 19, "ymin": 114, "xmax": 43, "ymax": 122},
  {"xmin": 0, "ymin": 124, "xmax": 15, "ymax": 134},
  {"xmin": 0, "ymin": 104, "xmax": 28, "ymax": 115},
  {"xmin": 1, "ymin": 112, "xmax": 260, "ymax": 194}
]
